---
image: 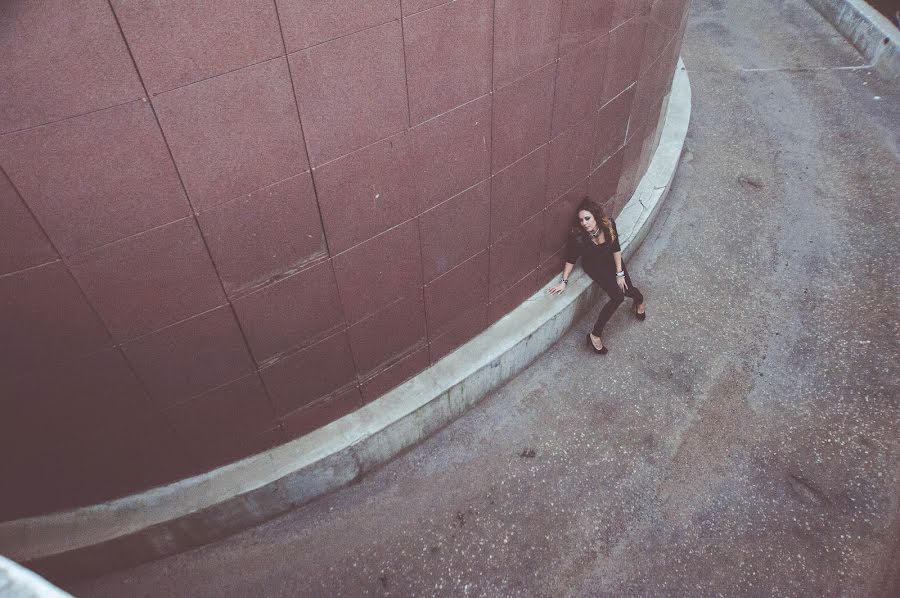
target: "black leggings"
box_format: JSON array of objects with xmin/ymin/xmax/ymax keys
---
[{"xmin": 591, "ymin": 269, "xmax": 644, "ymax": 336}]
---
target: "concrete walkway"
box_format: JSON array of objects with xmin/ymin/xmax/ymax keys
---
[{"xmin": 71, "ymin": 1, "xmax": 899, "ymax": 596}]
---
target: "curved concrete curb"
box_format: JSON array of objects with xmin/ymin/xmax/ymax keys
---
[
  {"xmin": 806, "ymin": 0, "xmax": 900, "ymax": 79},
  {"xmin": 0, "ymin": 60, "xmax": 692, "ymax": 581}
]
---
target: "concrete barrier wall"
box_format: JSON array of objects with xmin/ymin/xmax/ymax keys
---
[{"xmin": 805, "ymin": 0, "xmax": 900, "ymax": 78}]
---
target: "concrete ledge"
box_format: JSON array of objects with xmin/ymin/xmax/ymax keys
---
[
  {"xmin": 806, "ymin": 0, "xmax": 900, "ymax": 79},
  {"xmin": 0, "ymin": 61, "xmax": 692, "ymax": 582}
]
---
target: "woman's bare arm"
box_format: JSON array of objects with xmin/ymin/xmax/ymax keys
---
[
  {"xmin": 613, "ymin": 251, "xmax": 628, "ymax": 291},
  {"xmin": 547, "ymin": 262, "xmax": 575, "ymax": 295}
]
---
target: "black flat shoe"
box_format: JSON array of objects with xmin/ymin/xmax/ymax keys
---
[{"xmin": 586, "ymin": 334, "xmax": 608, "ymax": 354}]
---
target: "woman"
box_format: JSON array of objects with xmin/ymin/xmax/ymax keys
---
[{"xmin": 547, "ymin": 197, "xmax": 646, "ymax": 354}]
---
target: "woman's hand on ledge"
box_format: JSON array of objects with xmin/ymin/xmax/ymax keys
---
[{"xmin": 547, "ymin": 281, "xmax": 567, "ymax": 295}]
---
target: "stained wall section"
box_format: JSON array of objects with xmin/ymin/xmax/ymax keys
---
[{"xmin": 0, "ymin": 0, "xmax": 690, "ymax": 519}]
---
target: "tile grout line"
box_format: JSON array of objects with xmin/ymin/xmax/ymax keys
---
[
  {"xmin": 0, "ymin": 96, "xmax": 143, "ymax": 138},
  {"xmin": 399, "ymin": 8, "xmax": 414, "ymax": 130},
  {"xmin": 0, "ymin": 256, "xmax": 61, "ymax": 281},
  {"xmin": 416, "ymin": 217, "xmax": 433, "ymax": 365},
  {"xmin": 483, "ymin": 0, "xmax": 499, "ymax": 311},
  {"xmin": 401, "ymin": 1, "xmax": 430, "ymax": 364},
  {"xmin": 289, "ymin": 15, "xmax": 399, "ymax": 56},
  {"xmin": 487, "ymin": 0, "xmax": 497, "ymax": 251},
  {"xmin": 149, "ymin": 53, "xmax": 287, "ymax": 98},
  {"xmin": 404, "ymin": 0, "xmax": 459, "ymax": 19}
]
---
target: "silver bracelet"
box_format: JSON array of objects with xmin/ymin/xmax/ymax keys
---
[
  {"xmin": 616, "ymin": 270, "xmax": 625, "ymax": 278},
  {"xmin": 561, "ymin": 278, "xmax": 568, "ymax": 284}
]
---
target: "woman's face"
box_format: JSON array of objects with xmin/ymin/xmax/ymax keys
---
[{"xmin": 578, "ymin": 210, "xmax": 597, "ymax": 233}]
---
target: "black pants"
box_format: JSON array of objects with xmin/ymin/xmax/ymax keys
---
[{"xmin": 591, "ymin": 269, "xmax": 644, "ymax": 336}]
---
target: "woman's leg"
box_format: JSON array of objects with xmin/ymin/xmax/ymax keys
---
[
  {"xmin": 623, "ymin": 270, "xmax": 644, "ymax": 308},
  {"xmin": 591, "ymin": 280, "xmax": 625, "ymax": 336}
]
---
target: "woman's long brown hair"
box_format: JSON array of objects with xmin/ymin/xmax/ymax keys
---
[{"xmin": 571, "ymin": 197, "xmax": 616, "ymax": 243}]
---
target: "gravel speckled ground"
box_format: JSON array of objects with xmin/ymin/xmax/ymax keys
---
[{"xmin": 70, "ymin": 1, "xmax": 899, "ymax": 596}]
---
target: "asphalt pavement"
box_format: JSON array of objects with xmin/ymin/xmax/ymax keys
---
[{"xmin": 71, "ymin": 0, "xmax": 900, "ymax": 596}]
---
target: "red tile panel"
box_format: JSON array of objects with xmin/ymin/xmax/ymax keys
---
[
  {"xmin": 491, "ymin": 145, "xmax": 550, "ymax": 241},
  {"xmin": 611, "ymin": 0, "xmax": 650, "ymax": 30},
  {"xmin": 276, "ymin": 0, "xmax": 399, "ymax": 52},
  {"xmin": 289, "ymin": 21, "xmax": 408, "ymax": 166},
  {"xmin": 348, "ymin": 294, "xmax": 427, "ymax": 376},
  {"xmin": 616, "ymin": 132, "xmax": 644, "ymax": 210},
  {"xmin": 552, "ymin": 34, "xmax": 607, "ymax": 136},
  {"xmin": 536, "ymin": 245, "xmax": 569, "ymax": 287},
  {"xmin": 198, "ymin": 172, "xmax": 326, "ymax": 297},
  {"xmin": 593, "ymin": 85, "xmax": 635, "ymax": 167},
  {"xmin": 419, "ymin": 180, "xmax": 490, "ymax": 283},
  {"xmin": 641, "ymin": 3, "xmax": 670, "ymax": 75},
  {"xmin": 491, "ymin": 63, "xmax": 556, "ymax": 173},
  {"xmin": 488, "ymin": 268, "xmax": 542, "ymax": 324},
  {"xmin": 603, "ymin": 13, "xmax": 647, "ymax": 104},
  {"xmin": 542, "ymin": 178, "xmax": 588, "ymax": 261},
  {"xmin": 0, "ymin": 169, "xmax": 57, "ymax": 275},
  {"xmin": 0, "ymin": 356, "xmax": 177, "ymax": 517},
  {"xmin": 558, "ymin": 0, "xmax": 614, "ymax": 55},
  {"xmin": 260, "ymin": 330, "xmax": 357, "ymax": 415},
  {"xmin": 187, "ymin": 425, "xmax": 285, "ymax": 472},
  {"xmin": 0, "ymin": 349, "xmax": 149, "ymax": 436},
  {"xmin": 313, "ymin": 132, "xmax": 419, "ymax": 254},
  {"xmin": 232, "ymin": 260, "xmax": 345, "ymax": 364},
  {"xmin": 413, "ymin": 96, "xmax": 492, "ymax": 209},
  {"xmin": 0, "ymin": 360, "xmax": 174, "ymax": 518},
  {"xmin": 96, "ymin": 410, "xmax": 192, "ymax": 484},
  {"xmin": 0, "ymin": 101, "xmax": 190, "ymax": 257},
  {"xmin": 281, "ymin": 385, "xmax": 363, "ymax": 438},
  {"xmin": 110, "ymin": 0, "xmax": 283, "ymax": 94},
  {"xmin": 403, "ymin": 0, "xmax": 493, "ymax": 124},
  {"xmin": 122, "ymin": 306, "xmax": 255, "ymax": 407},
  {"xmin": 153, "ymin": 58, "xmax": 308, "ymax": 211},
  {"xmin": 493, "ymin": 0, "xmax": 562, "ymax": 88},
  {"xmin": 360, "ymin": 345, "xmax": 430, "ymax": 403},
  {"xmin": 547, "ymin": 120, "xmax": 595, "ymax": 202},
  {"xmin": 424, "ymin": 250, "xmax": 489, "ymax": 336},
  {"xmin": 428, "ymin": 303, "xmax": 489, "ymax": 363},
  {"xmin": 68, "ymin": 218, "xmax": 226, "ymax": 342},
  {"xmin": 588, "ymin": 145, "xmax": 625, "ymax": 206},
  {"xmin": 0, "ymin": 1, "xmax": 143, "ymax": 133},
  {"xmin": 166, "ymin": 373, "xmax": 276, "ymax": 449},
  {"xmin": 332, "ymin": 220, "xmax": 422, "ymax": 324},
  {"xmin": 489, "ymin": 214, "xmax": 543, "ymax": 300},
  {"xmin": 629, "ymin": 74, "xmax": 658, "ymax": 139},
  {"xmin": 0, "ymin": 262, "xmax": 111, "ymax": 379}
]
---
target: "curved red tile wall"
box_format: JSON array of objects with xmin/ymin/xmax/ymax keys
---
[{"xmin": 0, "ymin": 0, "xmax": 690, "ymax": 519}]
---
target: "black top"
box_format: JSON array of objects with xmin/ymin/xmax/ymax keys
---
[{"xmin": 565, "ymin": 219, "xmax": 622, "ymax": 284}]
